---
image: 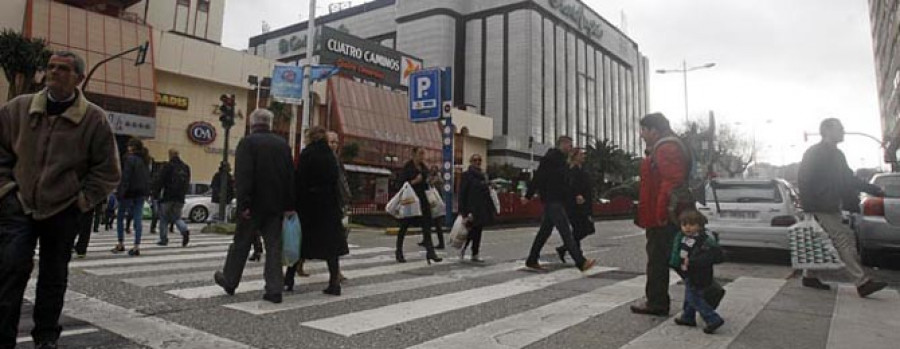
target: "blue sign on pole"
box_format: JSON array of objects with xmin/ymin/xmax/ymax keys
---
[
  {"xmin": 409, "ymin": 69, "xmax": 442, "ymax": 122},
  {"xmin": 441, "ymin": 117, "xmax": 454, "ymax": 225}
]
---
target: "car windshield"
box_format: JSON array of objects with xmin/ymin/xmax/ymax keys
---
[
  {"xmin": 708, "ymin": 183, "xmax": 783, "ymax": 203},
  {"xmin": 874, "ymin": 176, "xmax": 900, "ymax": 198}
]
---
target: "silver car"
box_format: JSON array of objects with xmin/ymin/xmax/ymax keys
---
[
  {"xmin": 854, "ymin": 172, "xmax": 900, "ymax": 265},
  {"xmin": 699, "ymin": 179, "xmax": 800, "ymax": 250}
]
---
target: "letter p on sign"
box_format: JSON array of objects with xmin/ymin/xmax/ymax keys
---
[{"xmin": 417, "ymin": 77, "xmax": 431, "ymax": 99}]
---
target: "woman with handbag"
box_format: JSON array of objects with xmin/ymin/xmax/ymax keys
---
[
  {"xmin": 458, "ymin": 154, "xmax": 495, "ymax": 262},
  {"xmin": 395, "ymin": 147, "xmax": 443, "ymax": 264},
  {"xmin": 284, "ymin": 127, "xmax": 348, "ymax": 295},
  {"xmin": 556, "ymin": 148, "xmax": 596, "ymax": 263}
]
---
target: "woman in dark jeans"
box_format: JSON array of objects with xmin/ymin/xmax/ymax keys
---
[
  {"xmin": 111, "ymin": 138, "xmax": 151, "ymax": 256},
  {"xmin": 395, "ymin": 147, "xmax": 443, "ymax": 264},
  {"xmin": 458, "ymin": 154, "xmax": 495, "ymax": 262}
]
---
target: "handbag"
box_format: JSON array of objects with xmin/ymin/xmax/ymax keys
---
[
  {"xmin": 427, "ymin": 187, "xmax": 446, "ymax": 217},
  {"xmin": 282, "ymin": 215, "xmax": 302, "ymax": 266},
  {"xmin": 788, "ymin": 213, "xmax": 845, "ymax": 270},
  {"xmin": 448, "ymin": 215, "xmax": 469, "ymax": 249},
  {"xmin": 702, "ymin": 281, "xmax": 726, "ymax": 309}
]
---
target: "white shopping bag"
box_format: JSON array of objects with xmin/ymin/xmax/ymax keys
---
[
  {"xmin": 386, "ymin": 182, "xmax": 422, "ymax": 219},
  {"xmin": 448, "ymin": 215, "xmax": 469, "ymax": 249},
  {"xmin": 489, "ymin": 187, "xmax": 501, "ymax": 214},
  {"xmin": 427, "ymin": 187, "xmax": 446, "ymax": 217},
  {"xmin": 788, "ymin": 214, "xmax": 845, "ymax": 270}
]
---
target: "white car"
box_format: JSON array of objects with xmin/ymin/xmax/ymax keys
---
[
  {"xmin": 699, "ymin": 178, "xmax": 800, "ymax": 250},
  {"xmin": 181, "ymin": 195, "xmax": 236, "ymax": 223}
]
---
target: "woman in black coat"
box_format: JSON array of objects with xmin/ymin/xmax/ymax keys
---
[
  {"xmin": 394, "ymin": 147, "xmax": 443, "ymax": 264},
  {"xmin": 458, "ymin": 154, "xmax": 495, "ymax": 262},
  {"xmin": 557, "ymin": 148, "xmax": 595, "ymax": 263},
  {"xmin": 285, "ymin": 127, "xmax": 348, "ymax": 296}
]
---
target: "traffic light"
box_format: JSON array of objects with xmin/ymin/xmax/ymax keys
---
[
  {"xmin": 135, "ymin": 41, "xmax": 150, "ymax": 66},
  {"xmin": 219, "ymin": 94, "xmax": 235, "ymax": 128}
]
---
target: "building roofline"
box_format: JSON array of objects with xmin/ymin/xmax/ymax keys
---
[{"xmin": 248, "ymin": 0, "xmax": 396, "ymax": 47}]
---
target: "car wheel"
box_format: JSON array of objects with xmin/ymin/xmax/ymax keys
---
[
  {"xmin": 189, "ymin": 206, "xmax": 209, "ymax": 223},
  {"xmin": 859, "ymin": 246, "xmax": 878, "ymax": 267}
]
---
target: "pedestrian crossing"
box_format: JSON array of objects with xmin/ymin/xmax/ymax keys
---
[{"xmin": 45, "ymin": 232, "xmax": 900, "ymax": 349}]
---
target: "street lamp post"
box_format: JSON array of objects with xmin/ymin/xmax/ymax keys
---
[{"xmin": 656, "ymin": 61, "xmax": 716, "ymax": 124}]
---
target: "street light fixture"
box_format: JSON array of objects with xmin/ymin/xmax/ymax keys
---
[{"xmin": 656, "ymin": 61, "xmax": 717, "ymax": 124}]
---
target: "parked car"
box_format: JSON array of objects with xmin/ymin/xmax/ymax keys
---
[
  {"xmin": 188, "ymin": 182, "xmax": 212, "ymax": 196},
  {"xmin": 182, "ymin": 195, "xmax": 236, "ymax": 223},
  {"xmin": 853, "ymin": 172, "xmax": 900, "ymax": 265},
  {"xmin": 699, "ymin": 178, "xmax": 800, "ymax": 250}
]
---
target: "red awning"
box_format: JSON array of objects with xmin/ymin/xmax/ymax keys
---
[{"xmin": 329, "ymin": 78, "xmax": 441, "ymax": 151}]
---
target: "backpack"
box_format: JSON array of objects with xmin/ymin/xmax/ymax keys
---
[
  {"xmin": 167, "ymin": 162, "xmax": 190, "ymax": 197},
  {"xmin": 652, "ymin": 136, "xmax": 706, "ymax": 223}
]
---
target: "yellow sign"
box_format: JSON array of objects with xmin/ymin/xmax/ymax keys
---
[{"xmin": 157, "ymin": 93, "xmax": 190, "ymax": 110}]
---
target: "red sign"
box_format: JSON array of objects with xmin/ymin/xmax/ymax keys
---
[{"xmin": 187, "ymin": 121, "xmax": 217, "ymax": 145}]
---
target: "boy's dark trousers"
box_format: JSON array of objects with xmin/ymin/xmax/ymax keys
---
[
  {"xmin": 682, "ymin": 279, "xmax": 723, "ymax": 325},
  {"xmin": 0, "ymin": 194, "xmax": 81, "ymax": 347}
]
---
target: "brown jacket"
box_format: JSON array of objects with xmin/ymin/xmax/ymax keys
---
[{"xmin": 0, "ymin": 90, "xmax": 121, "ymax": 220}]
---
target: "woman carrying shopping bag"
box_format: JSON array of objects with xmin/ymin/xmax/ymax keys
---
[
  {"xmin": 284, "ymin": 127, "xmax": 348, "ymax": 296},
  {"xmin": 458, "ymin": 154, "xmax": 495, "ymax": 262},
  {"xmin": 395, "ymin": 147, "xmax": 443, "ymax": 264}
]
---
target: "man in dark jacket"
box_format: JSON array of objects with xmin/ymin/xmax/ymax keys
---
[
  {"xmin": 798, "ymin": 118, "xmax": 887, "ymax": 297},
  {"xmin": 210, "ymin": 163, "xmax": 235, "ymax": 220},
  {"xmin": 215, "ymin": 109, "xmax": 295, "ymax": 304},
  {"xmin": 522, "ymin": 136, "xmax": 596, "ymax": 272},
  {"xmin": 0, "ymin": 52, "xmax": 120, "ymax": 348},
  {"xmin": 155, "ymin": 149, "xmax": 192, "ymax": 247}
]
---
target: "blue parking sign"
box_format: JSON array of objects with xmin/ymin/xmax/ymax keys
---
[{"xmin": 409, "ymin": 69, "xmax": 442, "ymax": 122}]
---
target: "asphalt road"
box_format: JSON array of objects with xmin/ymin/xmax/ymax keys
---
[{"xmin": 14, "ymin": 219, "xmax": 900, "ymax": 348}]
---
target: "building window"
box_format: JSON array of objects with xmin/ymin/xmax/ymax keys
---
[
  {"xmin": 198, "ymin": 0, "xmax": 210, "ymax": 12},
  {"xmin": 194, "ymin": 0, "xmax": 210, "ymax": 38},
  {"xmin": 175, "ymin": 0, "xmax": 191, "ymax": 33}
]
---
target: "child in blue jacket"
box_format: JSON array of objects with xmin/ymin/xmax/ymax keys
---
[{"xmin": 669, "ymin": 209, "xmax": 725, "ymax": 334}]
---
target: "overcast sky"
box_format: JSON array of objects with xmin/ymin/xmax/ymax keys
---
[{"xmin": 222, "ymin": 0, "xmax": 884, "ymax": 170}]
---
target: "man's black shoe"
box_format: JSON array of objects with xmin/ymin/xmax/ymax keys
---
[
  {"xmin": 156, "ymin": 240, "xmax": 168, "ymax": 246},
  {"xmin": 802, "ymin": 277, "xmax": 831, "ymax": 290},
  {"xmin": 35, "ymin": 341, "xmax": 58, "ymax": 349},
  {"xmin": 525, "ymin": 262, "xmax": 548, "ymax": 272},
  {"xmin": 263, "ymin": 293, "xmax": 282, "ymax": 304},
  {"xmin": 630, "ymin": 303, "xmax": 669, "ymax": 316},
  {"xmin": 674, "ymin": 318, "xmax": 697, "ymax": 327},
  {"xmin": 555, "ymin": 246, "xmax": 568, "ymax": 264},
  {"xmin": 214, "ymin": 271, "xmax": 235, "ymax": 296},
  {"xmin": 703, "ymin": 319, "xmax": 725, "ymax": 334},
  {"xmin": 857, "ymin": 280, "xmax": 888, "ymax": 298},
  {"xmin": 182, "ymin": 230, "xmax": 190, "ymax": 247}
]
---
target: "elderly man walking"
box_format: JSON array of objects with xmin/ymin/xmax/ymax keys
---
[
  {"xmin": 214, "ymin": 109, "xmax": 295, "ymax": 304},
  {"xmin": 798, "ymin": 118, "xmax": 887, "ymax": 297},
  {"xmin": 0, "ymin": 51, "xmax": 120, "ymax": 349}
]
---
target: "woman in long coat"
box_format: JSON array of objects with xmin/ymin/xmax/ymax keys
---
[
  {"xmin": 285, "ymin": 126, "xmax": 348, "ymax": 295},
  {"xmin": 557, "ymin": 148, "xmax": 595, "ymax": 263},
  {"xmin": 458, "ymin": 154, "xmax": 495, "ymax": 262}
]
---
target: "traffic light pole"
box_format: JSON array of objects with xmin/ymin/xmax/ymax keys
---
[
  {"xmin": 81, "ymin": 41, "xmax": 149, "ymax": 91},
  {"xmin": 217, "ymin": 94, "xmax": 235, "ymax": 222}
]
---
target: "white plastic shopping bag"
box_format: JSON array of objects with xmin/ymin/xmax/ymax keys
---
[
  {"xmin": 788, "ymin": 213, "xmax": 844, "ymax": 270},
  {"xmin": 448, "ymin": 215, "xmax": 469, "ymax": 249},
  {"xmin": 386, "ymin": 182, "xmax": 422, "ymax": 219},
  {"xmin": 489, "ymin": 187, "xmax": 501, "ymax": 214},
  {"xmin": 427, "ymin": 187, "xmax": 446, "ymax": 217}
]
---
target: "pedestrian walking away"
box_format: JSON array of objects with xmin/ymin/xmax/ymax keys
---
[
  {"xmin": 798, "ymin": 118, "xmax": 888, "ymax": 297},
  {"xmin": 211, "ymin": 162, "xmax": 235, "ymax": 222},
  {"xmin": 632, "ymin": 113, "xmax": 690, "ymax": 317},
  {"xmin": 112, "ymin": 138, "xmax": 151, "ymax": 256},
  {"xmin": 669, "ymin": 210, "xmax": 726, "ymax": 334},
  {"xmin": 458, "ymin": 154, "xmax": 495, "ymax": 262},
  {"xmin": 0, "ymin": 51, "xmax": 120, "ymax": 348},
  {"xmin": 148, "ymin": 162, "xmax": 162, "ymax": 234},
  {"xmin": 284, "ymin": 127, "xmax": 349, "ymax": 296},
  {"xmin": 155, "ymin": 149, "xmax": 192, "ymax": 247},
  {"xmin": 418, "ymin": 164, "xmax": 446, "ymax": 249},
  {"xmin": 394, "ymin": 147, "xmax": 443, "ymax": 264},
  {"xmin": 557, "ymin": 148, "xmax": 596, "ymax": 264},
  {"xmin": 521, "ymin": 135, "xmax": 596, "ymax": 273},
  {"xmin": 214, "ymin": 109, "xmax": 295, "ymax": 304}
]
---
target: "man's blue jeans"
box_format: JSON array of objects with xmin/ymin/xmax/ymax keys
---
[
  {"xmin": 158, "ymin": 201, "xmax": 188, "ymax": 244},
  {"xmin": 682, "ymin": 279, "xmax": 723, "ymax": 325},
  {"xmin": 117, "ymin": 197, "xmax": 145, "ymax": 245}
]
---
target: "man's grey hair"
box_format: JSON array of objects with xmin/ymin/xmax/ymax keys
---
[
  {"xmin": 250, "ymin": 108, "xmax": 274, "ymax": 127},
  {"xmin": 52, "ymin": 51, "xmax": 86, "ymax": 76}
]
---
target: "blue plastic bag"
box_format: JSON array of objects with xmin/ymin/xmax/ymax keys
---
[{"xmin": 282, "ymin": 215, "xmax": 302, "ymax": 266}]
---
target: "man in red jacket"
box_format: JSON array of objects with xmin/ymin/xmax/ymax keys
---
[{"xmin": 631, "ymin": 113, "xmax": 689, "ymax": 316}]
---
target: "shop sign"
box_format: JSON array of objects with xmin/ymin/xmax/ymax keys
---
[
  {"xmin": 549, "ymin": 0, "xmax": 604, "ymax": 40},
  {"xmin": 187, "ymin": 121, "xmax": 217, "ymax": 145},
  {"xmin": 317, "ymin": 26, "xmax": 422, "ymax": 89},
  {"xmin": 157, "ymin": 93, "xmax": 190, "ymax": 110},
  {"xmin": 107, "ymin": 112, "xmax": 156, "ymax": 138}
]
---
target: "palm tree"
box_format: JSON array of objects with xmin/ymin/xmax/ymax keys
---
[
  {"xmin": 0, "ymin": 30, "xmax": 52, "ymax": 100},
  {"xmin": 585, "ymin": 138, "xmax": 637, "ymax": 196}
]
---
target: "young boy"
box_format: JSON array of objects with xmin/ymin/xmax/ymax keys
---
[{"xmin": 669, "ymin": 209, "xmax": 726, "ymax": 334}]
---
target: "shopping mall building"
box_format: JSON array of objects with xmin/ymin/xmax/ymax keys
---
[{"xmin": 249, "ymin": 0, "xmax": 650, "ymax": 168}]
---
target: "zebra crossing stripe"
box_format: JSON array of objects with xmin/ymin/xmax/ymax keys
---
[
  {"xmin": 17, "ymin": 327, "xmax": 99, "ymax": 343},
  {"xmin": 826, "ymin": 285, "xmax": 900, "ymax": 349},
  {"xmin": 83, "ymin": 241, "xmax": 231, "ymax": 252},
  {"xmin": 619, "ymin": 277, "xmax": 785, "ymax": 349},
  {"xmin": 123, "ymin": 254, "xmax": 396, "ymax": 287},
  {"xmin": 407, "ymin": 273, "xmax": 679, "ymax": 349},
  {"xmin": 301, "ymin": 266, "xmax": 618, "ymax": 337},
  {"xmin": 166, "ymin": 259, "xmax": 449, "ymax": 299},
  {"xmin": 224, "ymin": 261, "xmax": 522, "ymax": 315},
  {"xmin": 24, "ymin": 283, "xmax": 255, "ymax": 349},
  {"xmin": 69, "ymin": 252, "xmax": 228, "ymax": 268}
]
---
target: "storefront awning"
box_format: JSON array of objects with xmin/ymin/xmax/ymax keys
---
[
  {"xmin": 329, "ymin": 78, "xmax": 441, "ymax": 150},
  {"xmin": 344, "ymin": 164, "xmax": 392, "ymax": 175}
]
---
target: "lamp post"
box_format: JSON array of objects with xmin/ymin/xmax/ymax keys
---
[{"xmin": 656, "ymin": 61, "xmax": 716, "ymax": 124}]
